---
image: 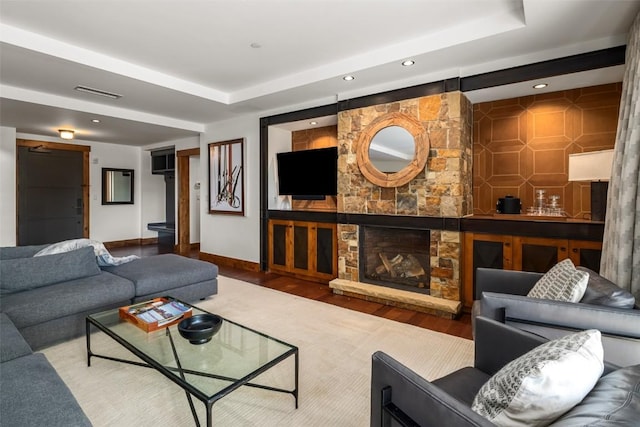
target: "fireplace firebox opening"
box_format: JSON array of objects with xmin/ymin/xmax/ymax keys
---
[{"xmin": 359, "ymin": 226, "xmax": 430, "ymax": 295}]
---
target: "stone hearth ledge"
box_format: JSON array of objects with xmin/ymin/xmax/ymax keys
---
[{"xmin": 329, "ymin": 278, "xmax": 461, "ymax": 319}]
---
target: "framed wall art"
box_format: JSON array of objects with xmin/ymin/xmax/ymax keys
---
[{"xmin": 208, "ymin": 138, "xmax": 244, "ymax": 215}]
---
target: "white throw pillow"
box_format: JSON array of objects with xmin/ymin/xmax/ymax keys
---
[
  {"xmin": 527, "ymin": 258, "xmax": 589, "ymax": 302},
  {"xmin": 471, "ymin": 329, "xmax": 604, "ymax": 427},
  {"xmin": 34, "ymin": 238, "xmax": 139, "ymax": 266}
]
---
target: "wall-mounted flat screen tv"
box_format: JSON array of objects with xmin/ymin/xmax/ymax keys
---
[{"xmin": 276, "ymin": 146, "xmax": 338, "ymax": 198}]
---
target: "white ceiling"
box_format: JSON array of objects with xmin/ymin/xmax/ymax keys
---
[{"xmin": 0, "ymin": 0, "xmax": 638, "ymax": 146}]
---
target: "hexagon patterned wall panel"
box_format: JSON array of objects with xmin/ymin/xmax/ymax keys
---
[{"xmin": 473, "ymin": 83, "xmax": 621, "ymax": 219}]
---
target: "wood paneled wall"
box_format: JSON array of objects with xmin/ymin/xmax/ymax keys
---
[
  {"xmin": 290, "ymin": 125, "xmax": 338, "ymax": 212},
  {"xmin": 473, "ymin": 83, "xmax": 621, "ymax": 219}
]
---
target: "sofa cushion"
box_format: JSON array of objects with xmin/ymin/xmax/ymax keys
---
[
  {"xmin": 0, "ymin": 246, "xmax": 101, "ymax": 295},
  {"xmin": 433, "ymin": 367, "xmax": 491, "ymax": 406},
  {"xmin": 471, "ymin": 329, "xmax": 604, "ymax": 427},
  {"xmin": 104, "ymin": 254, "xmax": 218, "ymax": 297},
  {"xmin": 0, "ymin": 313, "xmax": 32, "ymax": 362},
  {"xmin": 0, "ymin": 353, "xmax": 92, "ymax": 426},
  {"xmin": 578, "ymin": 267, "xmax": 636, "ymax": 309},
  {"xmin": 527, "ymin": 259, "xmax": 589, "ymax": 303},
  {"xmin": 552, "ymin": 364, "xmax": 640, "ymax": 426},
  {"xmin": 0, "ymin": 271, "xmax": 135, "ymax": 329},
  {"xmin": 0, "ymin": 244, "xmax": 48, "ymax": 260}
]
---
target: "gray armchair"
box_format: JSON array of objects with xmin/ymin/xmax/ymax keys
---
[
  {"xmin": 472, "ymin": 267, "xmax": 640, "ymax": 366},
  {"xmin": 370, "ymin": 316, "xmax": 636, "ymax": 427},
  {"xmin": 371, "ymin": 316, "xmax": 545, "ymax": 426}
]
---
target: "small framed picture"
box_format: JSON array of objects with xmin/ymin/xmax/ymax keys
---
[{"xmin": 208, "ymin": 138, "xmax": 244, "ymax": 215}]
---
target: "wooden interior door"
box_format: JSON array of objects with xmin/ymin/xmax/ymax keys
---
[
  {"xmin": 177, "ymin": 148, "xmax": 199, "ymax": 255},
  {"xmin": 16, "ymin": 140, "xmax": 89, "ymax": 245}
]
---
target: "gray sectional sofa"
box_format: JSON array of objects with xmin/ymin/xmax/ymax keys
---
[
  {"xmin": 0, "ymin": 243, "xmax": 219, "ymax": 426},
  {"xmin": 1, "ymin": 312, "xmax": 92, "ymax": 426}
]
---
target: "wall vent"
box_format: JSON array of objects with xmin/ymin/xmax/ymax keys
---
[{"xmin": 74, "ymin": 85, "xmax": 122, "ymax": 99}]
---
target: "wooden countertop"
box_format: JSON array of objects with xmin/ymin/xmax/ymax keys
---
[
  {"xmin": 462, "ymin": 215, "xmax": 604, "ymax": 241},
  {"xmin": 466, "ymin": 214, "xmax": 602, "ymax": 224}
]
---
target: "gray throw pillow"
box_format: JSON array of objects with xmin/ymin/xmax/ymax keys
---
[
  {"xmin": 0, "ymin": 246, "xmax": 100, "ymax": 294},
  {"xmin": 527, "ymin": 258, "xmax": 589, "ymax": 302},
  {"xmin": 0, "ymin": 244, "xmax": 49, "ymax": 260},
  {"xmin": 551, "ymin": 364, "xmax": 640, "ymax": 426},
  {"xmin": 577, "ymin": 266, "xmax": 636, "ymax": 309},
  {"xmin": 472, "ymin": 329, "xmax": 604, "ymax": 427}
]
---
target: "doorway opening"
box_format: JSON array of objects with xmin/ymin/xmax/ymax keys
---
[{"xmin": 177, "ymin": 148, "xmax": 200, "ymax": 256}]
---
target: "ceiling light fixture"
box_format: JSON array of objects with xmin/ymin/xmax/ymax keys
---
[
  {"xmin": 343, "ymin": 75, "xmax": 355, "ymax": 81},
  {"xmin": 91, "ymin": 119, "xmax": 101, "ymax": 123},
  {"xmin": 74, "ymin": 85, "xmax": 122, "ymax": 99},
  {"xmin": 309, "ymin": 121, "xmax": 318, "ymax": 125},
  {"xmin": 59, "ymin": 129, "xmax": 75, "ymax": 140},
  {"xmin": 533, "ymin": 83, "xmax": 548, "ymax": 89},
  {"xmin": 401, "ymin": 60, "xmax": 415, "ymax": 66}
]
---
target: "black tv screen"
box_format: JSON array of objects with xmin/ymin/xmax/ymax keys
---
[{"xmin": 277, "ymin": 147, "xmax": 338, "ymax": 197}]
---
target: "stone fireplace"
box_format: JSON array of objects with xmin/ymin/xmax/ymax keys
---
[{"xmin": 329, "ymin": 91, "xmax": 473, "ymax": 318}]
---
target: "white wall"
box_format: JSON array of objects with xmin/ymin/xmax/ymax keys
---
[
  {"xmin": 267, "ymin": 126, "xmax": 293, "ymax": 210},
  {"xmin": 0, "ymin": 130, "xmax": 203, "ymax": 245},
  {"xmin": 190, "ymin": 155, "xmax": 201, "ymax": 243},
  {"xmin": 0, "ymin": 127, "xmax": 17, "ymax": 246},
  {"xmin": 139, "ymin": 150, "xmax": 167, "ymax": 240},
  {"xmin": 140, "ymin": 136, "xmax": 200, "ymax": 242},
  {"xmin": 199, "ymin": 115, "xmax": 260, "ymax": 263},
  {"xmin": 89, "ymin": 142, "xmax": 142, "ymax": 242},
  {"xmin": 9, "ymin": 133, "xmax": 144, "ymax": 243},
  {"xmin": 139, "ymin": 136, "xmax": 200, "ymax": 241}
]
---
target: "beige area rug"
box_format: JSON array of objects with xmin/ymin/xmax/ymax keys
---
[{"xmin": 42, "ymin": 275, "xmax": 474, "ymax": 426}]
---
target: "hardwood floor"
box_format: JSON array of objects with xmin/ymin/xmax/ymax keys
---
[{"xmin": 110, "ymin": 245, "xmax": 473, "ymax": 340}]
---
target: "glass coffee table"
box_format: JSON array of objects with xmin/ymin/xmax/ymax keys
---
[{"xmin": 86, "ymin": 298, "xmax": 298, "ymax": 427}]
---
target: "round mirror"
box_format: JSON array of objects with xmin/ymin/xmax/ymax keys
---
[
  {"xmin": 356, "ymin": 112, "xmax": 429, "ymax": 188},
  {"xmin": 369, "ymin": 126, "xmax": 415, "ymax": 173}
]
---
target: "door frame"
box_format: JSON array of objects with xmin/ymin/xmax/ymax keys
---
[
  {"xmin": 177, "ymin": 147, "xmax": 200, "ymax": 255},
  {"xmin": 16, "ymin": 139, "xmax": 90, "ymax": 243}
]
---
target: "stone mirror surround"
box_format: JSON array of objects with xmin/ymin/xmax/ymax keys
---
[{"xmin": 356, "ymin": 112, "xmax": 429, "ymax": 188}]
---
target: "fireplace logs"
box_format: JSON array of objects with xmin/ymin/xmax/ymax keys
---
[{"xmin": 376, "ymin": 253, "xmax": 426, "ymax": 279}]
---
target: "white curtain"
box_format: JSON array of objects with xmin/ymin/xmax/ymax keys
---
[{"xmin": 600, "ymin": 10, "xmax": 640, "ymax": 300}]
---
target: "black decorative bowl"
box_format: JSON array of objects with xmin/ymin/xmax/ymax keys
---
[{"xmin": 178, "ymin": 314, "xmax": 222, "ymax": 345}]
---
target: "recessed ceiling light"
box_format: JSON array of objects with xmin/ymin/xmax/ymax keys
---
[
  {"xmin": 310, "ymin": 121, "xmax": 318, "ymax": 125},
  {"xmin": 401, "ymin": 60, "xmax": 415, "ymax": 66},
  {"xmin": 343, "ymin": 75, "xmax": 355, "ymax": 81},
  {"xmin": 74, "ymin": 85, "xmax": 122, "ymax": 99},
  {"xmin": 91, "ymin": 119, "xmax": 100, "ymax": 123},
  {"xmin": 533, "ymin": 83, "xmax": 548, "ymax": 89}
]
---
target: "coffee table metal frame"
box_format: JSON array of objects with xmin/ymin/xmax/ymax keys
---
[{"xmin": 86, "ymin": 298, "xmax": 299, "ymax": 427}]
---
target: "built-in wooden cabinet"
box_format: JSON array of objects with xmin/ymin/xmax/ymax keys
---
[
  {"xmin": 268, "ymin": 219, "xmax": 337, "ymax": 282},
  {"xmin": 568, "ymin": 240, "xmax": 604, "ymax": 271},
  {"xmin": 513, "ymin": 236, "xmax": 570, "ymax": 272},
  {"xmin": 463, "ymin": 233, "xmax": 513, "ymax": 300},
  {"xmin": 463, "ymin": 232, "xmax": 602, "ymax": 309}
]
